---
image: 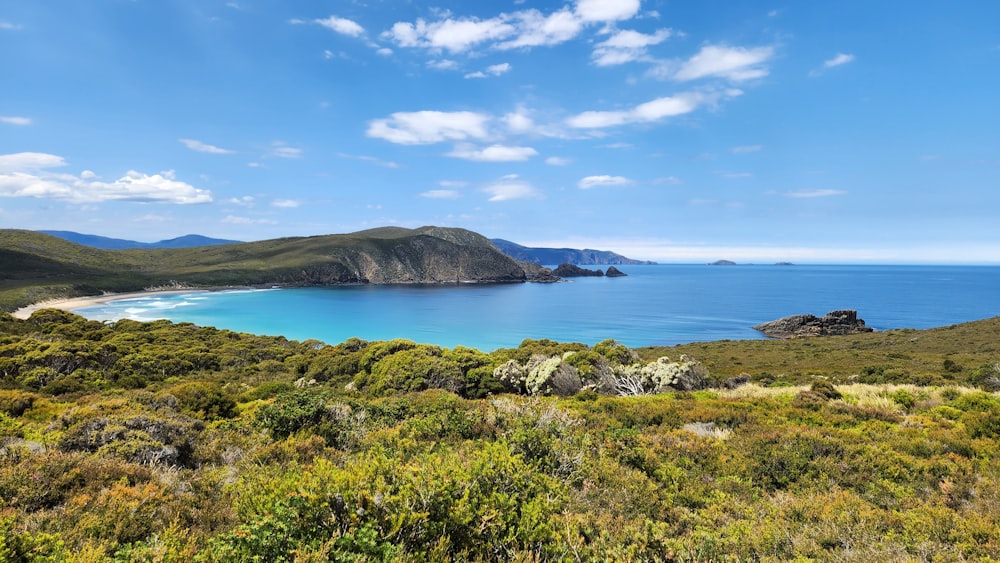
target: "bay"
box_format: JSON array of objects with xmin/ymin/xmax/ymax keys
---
[{"xmin": 73, "ymin": 265, "xmax": 1000, "ymax": 351}]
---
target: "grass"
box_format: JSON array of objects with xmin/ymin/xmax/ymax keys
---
[{"xmin": 641, "ymin": 316, "xmax": 1000, "ymax": 385}]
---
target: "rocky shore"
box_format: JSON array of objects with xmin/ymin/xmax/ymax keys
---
[{"xmin": 753, "ymin": 309, "xmax": 874, "ymax": 339}]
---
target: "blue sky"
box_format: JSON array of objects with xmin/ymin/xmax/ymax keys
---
[{"xmin": 2, "ymin": 1, "xmax": 999, "ymax": 263}]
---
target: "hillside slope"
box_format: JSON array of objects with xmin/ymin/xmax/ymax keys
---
[{"xmin": 0, "ymin": 227, "xmax": 549, "ymax": 311}]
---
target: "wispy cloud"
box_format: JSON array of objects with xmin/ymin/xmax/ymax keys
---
[
  {"xmin": 315, "ymin": 15, "xmax": 365, "ymax": 37},
  {"xmin": 270, "ymin": 142, "xmax": 303, "ymax": 159},
  {"xmin": 382, "ymin": 0, "xmax": 643, "ymax": 55},
  {"xmin": 464, "ymin": 62, "xmax": 511, "ymax": 79},
  {"xmin": 271, "ymin": 199, "xmax": 300, "ymax": 208},
  {"xmin": 810, "ymin": 53, "xmax": 855, "ymax": 76},
  {"xmin": 592, "ymin": 28, "xmax": 672, "ymax": 66},
  {"xmin": 671, "ymin": 45, "xmax": 774, "ymax": 82},
  {"xmin": 337, "ymin": 153, "xmax": 400, "ymax": 168},
  {"xmin": 0, "ymin": 20, "xmax": 22, "ymax": 31},
  {"xmin": 0, "ymin": 116, "xmax": 31, "ymax": 126},
  {"xmin": 291, "ymin": 15, "xmax": 366, "ymax": 37},
  {"xmin": 367, "ymin": 110, "xmax": 490, "ymax": 145},
  {"xmin": 483, "ymin": 174, "xmax": 541, "ymax": 201},
  {"xmin": 732, "ymin": 144, "xmax": 763, "ymax": 154},
  {"xmin": 783, "ymin": 189, "xmax": 846, "ymax": 198},
  {"xmin": 0, "ymin": 152, "xmax": 212, "ymax": 204},
  {"xmin": 446, "ymin": 143, "xmax": 538, "ymax": 162},
  {"xmin": 578, "ymin": 175, "xmax": 632, "ymax": 189},
  {"xmin": 545, "ymin": 156, "xmax": 572, "ymax": 166},
  {"xmin": 567, "ymin": 89, "xmax": 740, "ymax": 129},
  {"xmin": 420, "ymin": 189, "xmax": 460, "ymax": 199},
  {"xmin": 179, "ymin": 138, "xmax": 236, "ymax": 154},
  {"xmin": 824, "ymin": 53, "xmax": 855, "ymax": 68}
]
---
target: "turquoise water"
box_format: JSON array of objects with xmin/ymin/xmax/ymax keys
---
[{"xmin": 73, "ymin": 265, "xmax": 1000, "ymax": 351}]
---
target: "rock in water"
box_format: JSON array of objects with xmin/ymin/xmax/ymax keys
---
[
  {"xmin": 753, "ymin": 309, "xmax": 874, "ymax": 339},
  {"xmin": 552, "ymin": 263, "xmax": 604, "ymax": 277},
  {"xmin": 605, "ymin": 266, "xmax": 627, "ymax": 277}
]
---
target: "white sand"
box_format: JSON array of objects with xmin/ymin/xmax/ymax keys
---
[{"xmin": 11, "ymin": 289, "xmax": 207, "ymax": 320}]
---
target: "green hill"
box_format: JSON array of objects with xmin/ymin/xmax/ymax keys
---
[{"xmin": 0, "ymin": 227, "xmax": 548, "ymax": 312}]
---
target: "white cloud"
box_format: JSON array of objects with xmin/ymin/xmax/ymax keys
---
[
  {"xmin": 578, "ymin": 175, "xmax": 632, "ymax": 189},
  {"xmin": 179, "ymin": 138, "xmax": 236, "ymax": 155},
  {"xmin": 337, "ymin": 153, "xmax": 400, "ymax": 168},
  {"xmin": 497, "ymin": 8, "xmax": 583, "ymax": 50},
  {"xmin": 438, "ymin": 180, "xmax": 469, "ymax": 188},
  {"xmin": 732, "ymin": 144, "xmax": 763, "ymax": 154},
  {"xmin": 427, "ymin": 59, "xmax": 459, "ymax": 70},
  {"xmin": 271, "ymin": 199, "xmax": 300, "ymax": 208},
  {"xmin": 567, "ymin": 90, "xmax": 738, "ymax": 129},
  {"xmin": 447, "ymin": 143, "xmax": 538, "ymax": 162},
  {"xmin": 383, "ymin": 16, "xmax": 515, "ymax": 53},
  {"xmin": 0, "ymin": 153, "xmax": 212, "ymax": 204},
  {"xmin": 0, "ymin": 116, "xmax": 31, "ymax": 126},
  {"xmin": 810, "ymin": 53, "xmax": 856, "ymax": 76},
  {"xmin": 270, "ymin": 142, "xmax": 303, "ymax": 159},
  {"xmin": 315, "ymin": 15, "xmax": 365, "ymax": 37},
  {"xmin": 546, "ymin": 156, "xmax": 572, "ymax": 166},
  {"xmin": 784, "ymin": 189, "xmax": 846, "ymax": 198},
  {"xmin": 464, "ymin": 62, "xmax": 511, "ymax": 78},
  {"xmin": 592, "ymin": 28, "xmax": 672, "ymax": 66},
  {"xmin": 227, "ymin": 196, "xmax": 255, "ymax": 207},
  {"xmin": 575, "ymin": 0, "xmax": 641, "ymax": 22},
  {"xmin": 502, "ymin": 107, "xmax": 534, "ymax": 132},
  {"xmin": 367, "ymin": 110, "xmax": 490, "ymax": 145},
  {"xmin": 420, "ymin": 189, "xmax": 460, "ymax": 199},
  {"xmin": 0, "ymin": 20, "xmax": 22, "ymax": 31},
  {"xmin": 483, "ymin": 174, "xmax": 541, "ymax": 201},
  {"xmin": 824, "ymin": 53, "xmax": 855, "ymax": 68},
  {"xmin": 376, "ymin": 47, "xmax": 394, "ymax": 56},
  {"xmin": 674, "ymin": 45, "xmax": 774, "ymax": 82},
  {"xmin": 0, "ymin": 152, "xmax": 66, "ymax": 171},
  {"xmin": 720, "ymin": 172, "xmax": 752, "ymax": 178}
]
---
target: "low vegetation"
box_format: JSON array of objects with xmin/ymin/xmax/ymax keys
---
[{"xmin": 1, "ymin": 310, "xmax": 998, "ymax": 560}]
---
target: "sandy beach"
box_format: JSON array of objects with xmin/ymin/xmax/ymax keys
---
[{"xmin": 11, "ymin": 289, "xmax": 208, "ymax": 320}]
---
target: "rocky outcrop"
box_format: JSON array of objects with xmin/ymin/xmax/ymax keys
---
[
  {"xmin": 605, "ymin": 266, "xmax": 627, "ymax": 277},
  {"xmin": 552, "ymin": 263, "xmax": 603, "ymax": 277},
  {"xmin": 709, "ymin": 260, "xmax": 737, "ymax": 265},
  {"xmin": 754, "ymin": 310, "xmax": 874, "ymax": 339}
]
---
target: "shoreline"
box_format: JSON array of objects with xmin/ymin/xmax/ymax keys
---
[{"xmin": 10, "ymin": 289, "xmax": 211, "ymax": 320}]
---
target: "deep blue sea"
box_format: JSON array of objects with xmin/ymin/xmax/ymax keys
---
[{"xmin": 73, "ymin": 265, "xmax": 1000, "ymax": 351}]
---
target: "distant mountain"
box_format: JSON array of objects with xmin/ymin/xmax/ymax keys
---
[
  {"xmin": 39, "ymin": 231, "xmax": 241, "ymax": 250},
  {"xmin": 1, "ymin": 226, "xmax": 556, "ymax": 312},
  {"xmin": 491, "ymin": 239, "xmax": 655, "ymax": 265}
]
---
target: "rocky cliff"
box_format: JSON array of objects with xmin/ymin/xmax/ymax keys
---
[{"xmin": 753, "ymin": 310, "xmax": 874, "ymax": 339}]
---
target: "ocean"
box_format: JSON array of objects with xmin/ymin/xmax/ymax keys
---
[{"xmin": 73, "ymin": 265, "xmax": 1000, "ymax": 351}]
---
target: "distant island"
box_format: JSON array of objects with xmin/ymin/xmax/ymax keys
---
[
  {"xmin": 0, "ymin": 226, "xmax": 561, "ymax": 312},
  {"xmin": 709, "ymin": 260, "xmax": 737, "ymax": 265},
  {"xmin": 491, "ymin": 238, "xmax": 655, "ymax": 265}
]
